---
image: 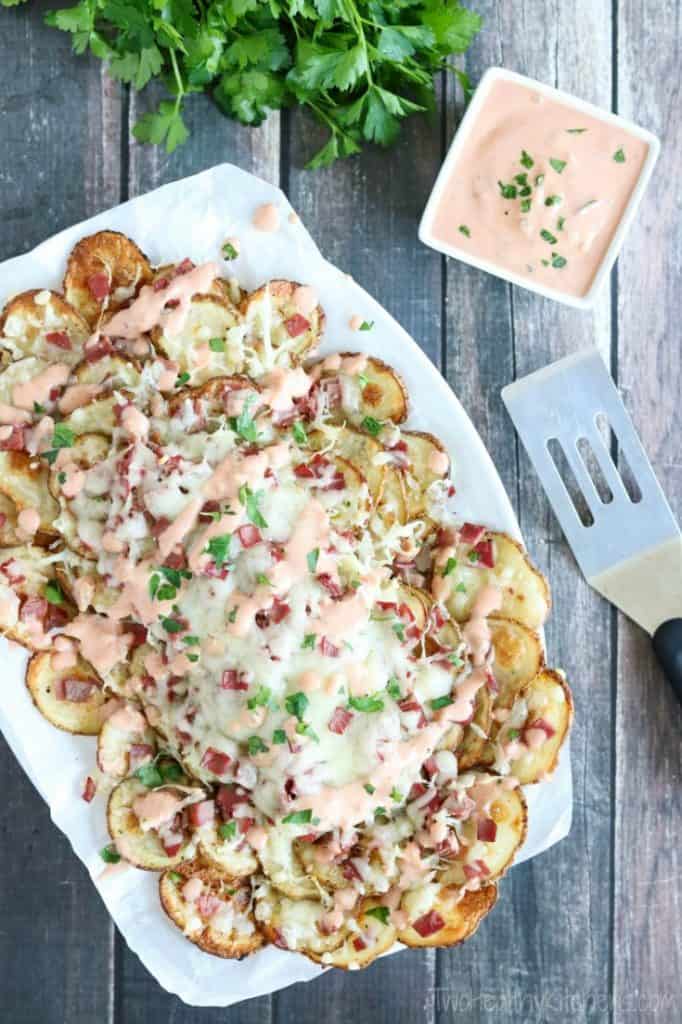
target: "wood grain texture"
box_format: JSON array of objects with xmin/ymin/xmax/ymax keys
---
[
  {"xmin": 0, "ymin": 4, "xmax": 119, "ymax": 1024},
  {"xmin": 439, "ymin": 4, "xmax": 615, "ymax": 1022},
  {"xmin": 613, "ymin": 4, "xmax": 682, "ymax": 1022}
]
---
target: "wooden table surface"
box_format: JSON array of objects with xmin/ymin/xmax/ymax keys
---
[{"xmin": 1, "ymin": 2, "xmax": 680, "ymax": 1022}]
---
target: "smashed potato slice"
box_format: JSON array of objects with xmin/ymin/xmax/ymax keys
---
[
  {"xmin": 242, "ymin": 280, "xmax": 325, "ymax": 370},
  {"xmin": 107, "ymin": 778, "xmax": 193, "ymax": 871},
  {"xmin": 152, "ymin": 294, "xmax": 244, "ymax": 385},
  {"xmin": 0, "ymin": 452, "xmax": 59, "ymax": 542},
  {"xmin": 0, "ymin": 289, "xmax": 90, "ymax": 367},
  {"xmin": 63, "ymin": 230, "xmax": 152, "ymax": 328},
  {"xmin": 26, "ymin": 650, "xmax": 106, "ymax": 734},
  {"xmin": 398, "ymin": 884, "xmax": 497, "ymax": 948},
  {"xmin": 504, "ymin": 669, "xmax": 574, "ymax": 785}
]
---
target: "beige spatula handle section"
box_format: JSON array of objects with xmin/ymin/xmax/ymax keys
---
[{"xmin": 588, "ymin": 536, "xmax": 682, "ymax": 636}]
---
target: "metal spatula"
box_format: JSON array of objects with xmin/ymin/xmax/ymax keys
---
[{"xmin": 502, "ymin": 348, "xmax": 682, "ymax": 704}]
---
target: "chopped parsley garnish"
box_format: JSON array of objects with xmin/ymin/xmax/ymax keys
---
[
  {"xmin": 176, "ymin": 372, "xmax": 190, "ymax": 387},
  {"xmin": 206, "ymin": 534, "xmax": 232, "ymax": 568},
  {"xmin": 359, "ymin": 320, "xmax": 374, "ymax": 331},
  {"xmin": 386, "ymin": 677, "xmax": 401, "ymax": 701},
  {"xmin": 468, "ymin": 550, "xmax": 480, "ymax": 563},
  {"xmin": 218, "ymin": 820, "xmax": 238, "ymax": 840},
  {"xmin": 541, "ymin": 259, "xmax": 550, "ymax": 267},
  {"xmin": 285, "ymin": 691, "xmax": 309, "ymax": 721},
  {"xmin": 365, "ymin": 906, "xmax": 390, "ymax": 925},
  {"xmin": 155, "ymin": 583, "xmax": 177, "ymax": 602},
  {"xmin": 566, "ymin": 128, "xmax": 587, "ymax": 134},
  {"xmin": 247, "ymin": 736, "xmax": 268, "ymax": 756},
  {"xmin": 208, "ymin": 337, "xmax": 226, "ymax": 352},
  {"xmin": 57, "ymin": 471, "xmax": 66, "ymax": 484},
  {"xmin": 301, "ymin": 633, "xmax": 316, "ymax": 650},
  {"xmin": 535, "ymin": 173, "xmax": 545, "ymax": 186},
  {"xmin": 498, "ymin": 181, "xmax": 517, "ymax": 200},
  {"xmin": 282, "ymin": 809, "xmax": 312, "ymax": 825},
  {"xmin": 228, "ymin": 607, "xmax": 237, "ymax": 623},
  {"xmin": 135, "ymin": 763, "xmax": 164, "ymax": 788},
  {"xmin": 392, "ymin": 621, "xmax": 406, "ymax": 642},
  {"xmin": 348, "ymin": 694, "xmax": 385, "ymax": 713},
  {"xmin": 613, "ymin": 148, "xmax": 626, "ymax": 163},
  {"xmin": 239, "ymin": 485, "xmax": 268, "ymax": 529},
  {"xmin": 544, "ymin": 195, "xmax": 562, "ymax": 207},
  {"xmin": 520, "ymin": 198, "xmax": 532, "ymax": 214},
  {"xmin": 229, "ymin": 396, "xmax": 258, "ymax": 443},
  {"xmin": 364, "ymin": 783, "xmax": 376, "ymax": 794},
  {"xmin": 357, "ymin": 373, "xmax": 369, "ymax": 388},
  {"xmin": 442, "ymin": 557, "xmax": 457, "ymax": 577},
  {"xmin": 513, "ymin": 172, "xmax": 529, "ymax": 187},
  {"xmin": 292, "ymin": 421, "xmax": 307, "ymax": 446},
  {"xmin": 272, "ymin": 728, "xmax": 287, "ymax": 745},
  {"xmin": 361, "ymin": 415, "xmax": 382, "ymax": 437},
  {"xmin": 551, "ymin": 253, "xmax": 567, "ymax": 269},
  {"xmin": 42, "ymin": 423, "xmax": 75, "ymax": 464},
  {"xmin": 540, "ymin": 229, "xmax": 558, "ymax": 244},
  {"xmin": 448, "ymin": 653, "xmax": 464, "ymax": 667},
  {"xmin": 247, "ymin": 685, "xmax": 272, "ymax": 710},
  {"xmin": 100, "ymin": 844, "xmax": 121, "ymax": 864},
  {"xmin": 187, "ymin": 653, "xmax": 199, "ymax": 663},
  {"xmin": 168, "ymin": 871, "xmax": 183, "ymax": 884},
  {"xmin": 430, "ymin": 695, "xmax": 453, "ymax": 711},
  {"xmin": 507, "ymin": 728, "xmax": 521, "ymax": 741},
  {"xmin": 158, "ymin": 760, "xmax": 183, "ymax": 783},
  {"xmin": 374, "ymin": 806, "xmax": 388, "ymax": 818},
  {"xmin": 182, "ymin": 635, "xmax": 200, "ymax": 646},
  {"xmin": 222, "ymin": 242, "xmax": 238, "ymax": 260},
  {"xmin": 520, "ymin": 149, "xmax": 534, "ymax": 169},
  {"xmin": 44, "ymin": 581, "xmax": 64, "ymax": 605},
  {"xmin": 455, "ymin": 582, "xmax": 467, "ymax": 593},
  {"xmin": 295, "ymin": 721, "xmax": 319, "ymax": 742},
  {"xmin": 549, "ymin": 158, "xmax": 566, "ymax": 174},
  {"xmin": 557, "ymin": 216, "xmax": 566, "ymax": 231},
  {"xmin": 307, "ymin": 548, "xmax": 319, "ymax": 573},
  {"xmin": 33, "ymin": 402, "xmax": 45, "ymax": 414},
  {"xmin": 389, "ymin": 787, "xmax": 403, "ymax": 802},
  {"xmin": 458, "ymin": 224, "xmax": 471, "ymax": 238},
  {"xmin": 160, "ymin": 616, "xmax": 183, "ymax": 633},
  {"xmin": 255, "ymin": 573, "xmax": 272, "ymax": 587}
]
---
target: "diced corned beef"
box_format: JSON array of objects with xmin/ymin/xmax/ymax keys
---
[
  {"xmin": 236, "ymin": 524, "xmax": 261, "ymax": 548},
  {"xmin": 342, "ymin": 860, "xmax": 362, "ymax": 882},
  {"xmin": 201, "ymin": 748, "xmax": 232, "ymax": 776},
  {"xmin": 525, "ymin": 717, "xmax": 556, "ymax": 740},
  {"xmin": 203, "ymin": 562, "xmax": 229, "ymax": 580},
  {"xmin": 398, "ymin": 698, "xmax": 427, "ymax": 728},
  {"xmin": 463, "ymin": 859, "xmax": 491, "ymax": 880},
  {"xmin": 297, "ymin": 832, "xmax": 317, "ymax": 843},
  {"xmin": 412, "ymin": 910, "xmax": 445, "ymax": 938},
  {"xmin": 436, "ymin": 527, "xmax": 456, "ymax": 548},
  {"xmin": 459, "ymin": 522, "xmax": 485, "ymax": 545},
  {"xmin": 477, "ymin": 818, "xmax": 498, "ymax": 843},
  {"xmin": 284, "ymin": 314, "xmax": 310, "ymax": 338},
  {"xmin": 163, "ymin": 549, "xmax": 188, "ymax": 571},
  {"xmin": 272, "ymin": 928, "xmax": 289, "ymax": 949},
  {"xmin": 61, "ymin": 678, "xmax": 99, "ymax": 703},
  {"xmin": 216, "ymin": 784, "xmax": 249, "ymax": 820},
  {"xmin": 19, "ymin": 595, "xmax": 47, "ymax": 622},
  {"xmin": 188, "ymin": 799, "xmax": 216, "ymax": 827},
  {"xmin": 175, "ymin": 257, "xmax": 194, "ymax": 275},
  {"xmin": 45, "ymin": 330, "xmax": 72, "ymax": 350},
  {"xmin": 198, "ymin": 499, "xmax": 220, "ymax": 521},
  {"xmin": 221, "ymin": 669, "xmax": 249, "ymax": 691},
  {"xmin": 128, "ymin": 744, "xmax": 154, "ymax": 771},
  {"xmin": 320, "ymin": 636, "xmax": 340, "ymax": 658},
  {"xmin": 269, "ymin": 597, "xmax": 291, "ymax": 624},
  {"xmin": 153, "ymin": 277, "xmax": 169, "ymax": 292},
  {"xmin": 196, "ymin": 892, "xmax": 222, "ymax": 918},
  {"xmin": 294, "ymin": 463, "xmax": 315, "ymax": 479},
  {"xmin": 85, "ymin": 337, "xmax": 113, "ymax": 363},
  {"xmin": 408, "ymin": 782, "xmax": 427, "ymax": 801},
  {"xmin": 82, "ymin": 776, "xmax": 97, "ymax": 803},
  {"xmin": 0, "ymin": 426, "xmax": 25, "ymax": 451},
  {"xmin": 486, "ymin": 670, "xmax": 499, "ymax": 694},
  {"xmin": 390, "ymin": 439, "xmax": 408, "ymax": 453},
  {"xmin": 0, "ymin": 560, "xmax": 25, "ymax": 585},
  {"xmin": 473, "ymin": 538, "xmax": 495, "ymax": 568},
  {"xmin": 163, "ymin": 838, "xmax": 184, "ymax": 857},
  {"xmin": 431, "ymin": 605, "xmax": 447, "ymax": 629},
  {"xmin": 321, "ymin": 377, "xmax": 342, "ymax": 409},
  {"xmin": 238, "ymin": 816, "xmax": 255, "ymax": 834},
  {"xmin": 377, "ymin": 600, "xmax": 397, "ymax": 613},
  {"xmin": 324, "ymin": 471, "xmax": 346, "ymax": 491},
  {"xmin": 87, "ymin": 273, "xmax": 110, "ymax": 300},
  {"xmin": 328, "ymin": 707, "xmax": 353, "ymax": 735},
  {"xmin": 284, "ymin": 777, "xmax": 297, "ymax": 800},
  {"xmin": 123, "ymin": 622, "xmax": 148, "ymax": 649},
  {"xmin": 353, "ymin": 936, "xmax": 367, "ymax": 951},
  {"xmin": 423, "ymin": 756, "xmax": 438, "ymax": 778},
  {"xmin": 317, "ymin": 573, "xmax": 344, "ymax": 599},
  {"xmin": 165, "ymin": 299, "xmax": 180, "ymax": 310},
  {"xmin": 150, "ymin": 516, "xmax": 171, "ymax": 538}
]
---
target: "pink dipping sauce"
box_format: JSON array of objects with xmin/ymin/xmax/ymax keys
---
[{"xmin": 430, "ymin": 79, "xmax": 649, "ymax": 297}]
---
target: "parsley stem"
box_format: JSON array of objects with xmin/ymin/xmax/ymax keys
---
[
  {"xmin": 168, "ymin": 48, "xmax": 185, "ymax": 113},
  {"xmin": 343, "ymin": 0, "xmax": 373, "ymax": 86}
]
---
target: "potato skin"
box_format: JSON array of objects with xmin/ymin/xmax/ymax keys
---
[{"xmin": 63, "ymin": 231, "xmax": 152, "ymax": 327}]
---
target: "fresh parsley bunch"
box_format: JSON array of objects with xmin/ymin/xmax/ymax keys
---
[{"xmin": 3, "ymin": 1, "xmax": 481, "ymax": 168}]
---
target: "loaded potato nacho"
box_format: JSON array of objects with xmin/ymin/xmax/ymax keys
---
[{"xmin": 0, "ymin": 230, "xmax": 571, "ymax": 966}]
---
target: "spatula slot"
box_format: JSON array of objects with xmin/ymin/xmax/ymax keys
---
[
  {"xmin": 547, "ymin": 438, "xmax": 594, "ymax": 526},
  {"xmin": 577, "ymin": 436, "xmax": 614, "ymax": 505},
  {"xmin": 594, "ymin": 412, "xmax": 643, "ymax": 504}
]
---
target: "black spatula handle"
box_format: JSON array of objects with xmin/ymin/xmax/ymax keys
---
[{"xmin": 652, "ymin": 618, "xmax": 682, "ymax": 705}]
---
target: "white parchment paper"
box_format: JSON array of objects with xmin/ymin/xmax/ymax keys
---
[{"xmin": 0, "ymin": 163, "xmax": 572, "ymax": 1007}]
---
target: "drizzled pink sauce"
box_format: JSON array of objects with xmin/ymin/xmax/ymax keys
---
[{"xmin": 431, "ymin": 79, "xmax": 649, "ymax": 296}]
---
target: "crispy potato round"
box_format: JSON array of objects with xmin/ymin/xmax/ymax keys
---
[
  {"xmin": 373, "ymin": 465, "xmax": 408, "ymax": 529},
  {"xmin": 256, "ymin": 887, "xmax": 345, "ymax": 955},
  {"xmin": 242, "ymin": 280, "xmax": 325, "ymax": 369},
  {"xmin": 402, "ymin": 431, "xmax": 450, "ymax": 519},
  {"xmin": 0, "ymin": 545, "xmax": 72, "ymax": 650},
  {"xmin": 0, "ymin": 289, "xmax": 90, "ymax": 366},
  {"xmin": 152, "ymin": 294, "xmax": 244, "ymax": 385},
  {"xmin": 195, "ymin": 821, "xmax": 259, "ymax": 878},
  {"xmin": 107, "ymin": 778, "xmax": 192, "ymax": 871},
  {"xmin": 507, "ymin": 670, "xmax": 573, "ymax": 784},
  {"xmin": 0, "ymin": 451, "xmax": 59, "ymax": 542},
  {"xmin": 26, "ymin": 651, "xmax": 106, "ymax": 734},
  {"xmin": 307, "ymin": 898, "xmax": 398, "ymax": 969},
  {"xmin": 309, "ymin": 425, "xmax": 385, "ymax": 505},
  {"xmin": 159, "ymin": 863, "xmax": 263, "ymax": 959},
  {"xmin": 0, "ymin": 492, "xmax": 20, "ymax": 547},
  {"xmin": 63, "ymin": 231, "xmax": 152, "ymax": 328},
  {"xmin": 444, "ymin": 531, "xmax": 551, "ymax": 629},
  {"xmin": 456, "ymin": 685, "xmax": 493, "ymax": 770},
  {"xmin": 438, "ymin": 783, "xmax": 528, "ymax": 887},
  {"xmin": 398, "ymin": 884, "xmax": 497, "ymax": 948},
  {"xmin": 61, "ymin": 395, "xmax": 120, "ymax": 438},
  {"xmin": 97, "ymin": 704, "xmax": 156, "ymax": 777},
  {"xmin": 489, "ymin": 615, "xmax": 544, "ymax": 708},
  {"xmin": 48, "ymin": 432, "xmax": 112, "ymax": 559},
  {"xmin": 315, "ymin": 354, "xmax": 408, "ymax": 426}
]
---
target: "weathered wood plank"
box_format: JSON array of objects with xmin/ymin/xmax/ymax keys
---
[
  {"xmin": 0, "ymin": 4, "xmax": 121, "ymax": 1023},
  {"xmin": 273, "ymin": 95, "xmax": 444, "ymax": 1024},
  {"xmin": 613, "ymin": 5, "xmax": 682, "ymax": 1023},
  {"xmin": 115, "ymin": 84, "xmax": 279, "ymax": 1022},
  {"xmin": 439, "ymin": 3, "xmax": 614, "ymax": 1021}
]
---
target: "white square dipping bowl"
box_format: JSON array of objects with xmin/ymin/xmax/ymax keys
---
[{"xmin": 419, "ymin": 67, "xmax": 660, "ymax": 310}]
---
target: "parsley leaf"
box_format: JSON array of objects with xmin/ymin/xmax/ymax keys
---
[
  {"xmin": 282, "ymin": 809, "xmax": 312, "ymax": 825},
  {"xmin": 348, "ymin": 694, "xmax": 385, "ymax": 713},
  {"xmin": 206, "ymin": 534, "xmax": 232, "ymax": 568},
  {"xmin": 239, "ymin": 485, "xmax": 268, "ymax": 529},
  {"xmin": 285, "ymin": 691, "xmax": 309, "ymax": 721}
]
